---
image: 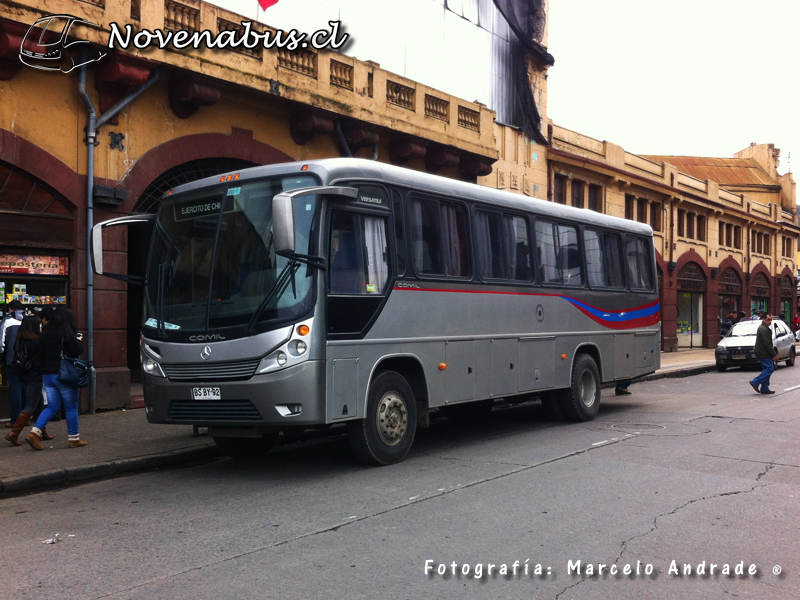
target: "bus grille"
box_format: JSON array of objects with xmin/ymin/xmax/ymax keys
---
[
  {"xmin": 162, "ymin": 359, "xmax": 261, "ymax": 381},
  {"xmin": 168, "ymin": 400, "xmax": 263, "ymax": 422}
]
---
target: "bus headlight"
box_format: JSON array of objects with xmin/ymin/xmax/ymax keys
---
[
  {"xmin": 143, "ymin": 357, "xmax": 166, "ymax": 377},
  {"xmin": 292, "ymin": 340, "xmax": 307, "ymax": 355},
  {"xmin": 276, "ymin": 352, "xmax": 287, "ymax": 367}
]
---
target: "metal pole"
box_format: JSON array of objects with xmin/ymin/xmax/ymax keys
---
[{"xmin": 78, "ymin": 58, "xmax": 97, "ymax": 413}]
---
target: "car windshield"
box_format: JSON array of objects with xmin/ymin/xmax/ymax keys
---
[
  {"xmin": 143, "ymin": 175, "xmax": 319, "ymax": 336},
  {"xmin": 727, "ymin": 321, "xmax": 763, "ymax": 337}
]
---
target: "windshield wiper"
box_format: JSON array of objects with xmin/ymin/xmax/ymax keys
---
[{"xmin": 246, "ymin": 260, "xmax": 302, "ymax": 334}]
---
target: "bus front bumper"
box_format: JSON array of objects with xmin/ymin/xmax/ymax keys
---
[{"xmin": 142, "ymin": 360, "xmax": 327, "ymax": 428}]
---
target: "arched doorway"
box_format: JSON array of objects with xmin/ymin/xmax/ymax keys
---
[
  {"xmin": 0, "ymin": 159, "xmax": 75, "ymax": 414},
  {"xmin": 779, "ymin": 275, "xmax": 794, "ymax": 322},
  {"xmin": 718, "ymin": 268, "xmax": 742, "ymax": 322},
  {"xmin": 750, "ymin": 272, "xmax": 771, "ymax": 315},
  {"xmin": 127, "ymin": 158, "xmax": 259, "ymax": 378},
  {"xmin": 676, "ymin": 262, "xmax": 706, "ymax": 348}
]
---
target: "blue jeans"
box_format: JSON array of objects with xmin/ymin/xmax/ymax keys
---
[
  {"xmin": 750, "ymin": 358, "xmax": 775, "ymax": 393},
  {"xmin": 5, "ymin": 369, "xmax": 22, "ymax": 422},
  {"xmin": 36, "ymin": 374, "xmax": 80, "ymax": 436}
]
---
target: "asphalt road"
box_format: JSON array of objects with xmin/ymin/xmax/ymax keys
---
[{"xmin": 3, "ymin": 364, "xmax": 800, "ymax": 600}]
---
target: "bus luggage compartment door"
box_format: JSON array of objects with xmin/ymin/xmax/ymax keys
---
[
  {"xmin": 445, "ymin": 341, "xmax": 474, "ymax": 402},
  {"xmin": 518, "ymin": 337, "xmax": 554, "ymax": 392},
  {"xmin": 614, "ymin": 333, "xmax": 635, "ymax": 379}
]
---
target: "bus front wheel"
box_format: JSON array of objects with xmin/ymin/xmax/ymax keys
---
[
  {"xmin": 558, "ymin": 354, "xmax": 601, "ymax": 422},
  {"xmin": 347, "ymin": 371, "xmax": 417, "ymax": 465},
  {"xmin": 214, "ymin": 433, "xmax": 278, "ymax": 460}
]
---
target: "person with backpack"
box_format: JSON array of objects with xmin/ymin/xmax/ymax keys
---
[
  {"xmin": 26, "ymin": 307, "xmax": 85, "ymax": 450},
  {"xmin": 1, "ymin": 300, "xmax": 24, "ymax": 428},
  {"xmin": 4, "ymin": 316, "xmax": 51, "ymax": 446}
]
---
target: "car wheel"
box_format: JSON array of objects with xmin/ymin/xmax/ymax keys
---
[
  {"xmin": 558, "ymin": 354, "xmax": 601, "ymax": 422},
  {"xmin": 716, "ymin": 363, "xmax": 727, "ymax": 372},
  {"xmin": 214, "ymin": 433, "xmax": 279, "ymax": 460},
  {"xmin": 787, "ymin": 347, "xmax": 796, "ymax": 367},
  {"xmin": 347, "ymin": 371, "xmax": 417, "ymax": 465}
]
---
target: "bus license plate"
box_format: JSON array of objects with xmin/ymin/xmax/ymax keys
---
[
  {"xmin": 732, "ymin": 354, "xmax": 746, "ymax": 360},
  {"xmin": 192, "ymin": 387, "xmax": 221, "ymax": 400}
]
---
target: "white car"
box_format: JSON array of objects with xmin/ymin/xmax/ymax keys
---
[{"xmin": 715, "ymin": 319, "xmax": 796, "ymax": 372}]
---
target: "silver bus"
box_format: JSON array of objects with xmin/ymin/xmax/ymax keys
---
[{"xmin": 92, "ymin": 158, "xmax": 660, "ymax": 464}]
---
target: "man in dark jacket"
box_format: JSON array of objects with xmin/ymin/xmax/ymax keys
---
[{"xmin": 749, "ymin": 313, "xmax": 780, "ymax": 395}]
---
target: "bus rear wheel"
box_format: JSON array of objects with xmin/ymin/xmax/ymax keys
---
[
  {"xmin": 558, "ymin": 354, "xmax": 601, "ymax": 422},
  {"xmin": 214, "ymin": 433, "xmax": 278, "ymax": 460},
  {"xmin": 347, "ymin": 371, "xmax": 417, "ymax": 465}
]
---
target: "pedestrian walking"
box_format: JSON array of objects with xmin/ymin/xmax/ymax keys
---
[
  {"xmin": 749, "ymin": 313, "xmax": 779, "ymax": 395},
  {"xmin": 26, "ymin": 307, "xmax": 86, "ymax": 450},
  {"xmin": 1, "ymin": 300, "xmax": 24, "ymax": 428},
  {"xmin": 4, "ymin": 316, "xmax": 51, "ymax": 446}
]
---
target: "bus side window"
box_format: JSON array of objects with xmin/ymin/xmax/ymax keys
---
[
  {"xmin": 409, "ymin": 196, "xmax": 469, "ymax": 278},
  {"xmin": 626, "ymin": 236, "xmax": 654, "ymax": 291},
  {"xmin": 392, "ymin": 190, "xmax": 406, "ymax": 277},
  {"xmin": 584, "ymin": 229, "xmax": 624, "ymax": 288},
  {"xmin": 535, "ymin": 220, "xmax": 582, "ymax": 286},
  {"xmin": 474, "ymin": 211, "xmax": 531, "ymax": 281}
]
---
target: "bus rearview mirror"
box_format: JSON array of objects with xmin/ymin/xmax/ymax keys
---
[{"xmin": 273, "ymin": 186, "xmax": 359, "ymax": 255}]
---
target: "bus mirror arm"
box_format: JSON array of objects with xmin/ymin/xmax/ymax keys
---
[
  {"xmin": 273, "ymin": 186, "xmax": 359, "ymax": 254},
  {"xmin": 275, "ymin": 251, "xmax": 327, "ymax": 269}
]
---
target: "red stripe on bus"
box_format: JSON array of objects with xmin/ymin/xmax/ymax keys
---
[{"xmin": 392, "ymin": 286, "xmax": 659, "ymax": 314}]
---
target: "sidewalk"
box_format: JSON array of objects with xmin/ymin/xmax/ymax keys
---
[{"xmin": 0, "ymin": 348, "xmax": 718, "ymax": 496}]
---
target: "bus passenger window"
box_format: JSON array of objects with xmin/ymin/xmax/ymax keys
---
[
  {"xmin": 409, "ymin": 197, "xmax": 469, "ymax": 277},
  {"xmin": 626, "ymin": 236, "xmax": 654, "ymax": 291},
  {"xmin": 535, "ymin": 221, "xmax": 582, "ymax": 286},
  {"xmin": 474, "ymin": 211, "xmax": 531, "ymax": 281},
  {"xmin": 584, "ymin": 229, "xmax": 624, "ymax": 288}
]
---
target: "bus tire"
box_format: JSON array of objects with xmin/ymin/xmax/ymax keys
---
[
  {"xmin": 214, "ymin": 433, "xmax": 278, "ymax": 460},
  {"xmin": 347, "ymin": 371, "xmax": 417, "ymax": 465},
  {"xmin": 558, "ymin": 354, "xmax": 601, "ymax": 422}
]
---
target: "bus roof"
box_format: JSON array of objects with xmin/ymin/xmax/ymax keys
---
[{"xmin": 167, "ymin": 157, "xmax": 654, "ymax": 237}]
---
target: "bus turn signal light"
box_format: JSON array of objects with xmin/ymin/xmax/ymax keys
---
[
  {"xmin": 561, "ymin": 354, "xmax": 567, "ymax": 359},
  {"xmin": 439, "ymin": 363, "xmax": 446, "ymax": 370},
  {"xmin": 297, "ymin": 325, "xmax": 310, "ymax": 336}
]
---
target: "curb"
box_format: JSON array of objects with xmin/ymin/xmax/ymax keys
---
[
  {"xmin": 600, "ymin": 363, "xmax": 716, "ymax": 389},
  {"xmin": 0, "ymin": 444, "xmax": 220, "ymax": 496}
]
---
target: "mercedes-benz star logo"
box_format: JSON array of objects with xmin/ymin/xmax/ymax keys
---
[{"xmin": 200, "ymin": 346, "xmax": 212, "ymax": 360}]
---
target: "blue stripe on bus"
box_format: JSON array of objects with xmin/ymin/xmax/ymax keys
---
[{"xmin": 565, "ymin": 297, "xmax": 660, "ymax": 322}]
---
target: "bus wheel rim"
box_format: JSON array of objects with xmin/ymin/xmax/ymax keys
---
[
  {"xmin": 376, "ymin": 391, "xmax": 407, "ymax": 446},
  {"xmin": 579, "ymin": 370, "xmax": 596, "ymax": 408}
]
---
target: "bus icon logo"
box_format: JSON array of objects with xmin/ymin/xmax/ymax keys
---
[
  {"xmin": 200, "ymin": 346, "xmax": 212, "ymax": 360},
  {"xmin": 19, "ymin": 15, "xmax": 106, "ymax": 73}
]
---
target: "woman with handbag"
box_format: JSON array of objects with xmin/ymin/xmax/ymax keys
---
[
  {"xmin": 4, "ymin": 316, "xmax": 52, "ymax": 446},
  {"xmin": 26, "ymin": 308, "xmax": 86, "ymax": 450}
]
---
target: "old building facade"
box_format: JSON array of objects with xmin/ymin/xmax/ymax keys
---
[{"xmin": 0, "ymin": 0, "xmax": 796, "ymax": 418}]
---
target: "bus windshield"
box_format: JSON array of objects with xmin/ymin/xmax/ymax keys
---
[{"xmin": 143, "ymin": 175, "xmax": 320, "ymax": 335}]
